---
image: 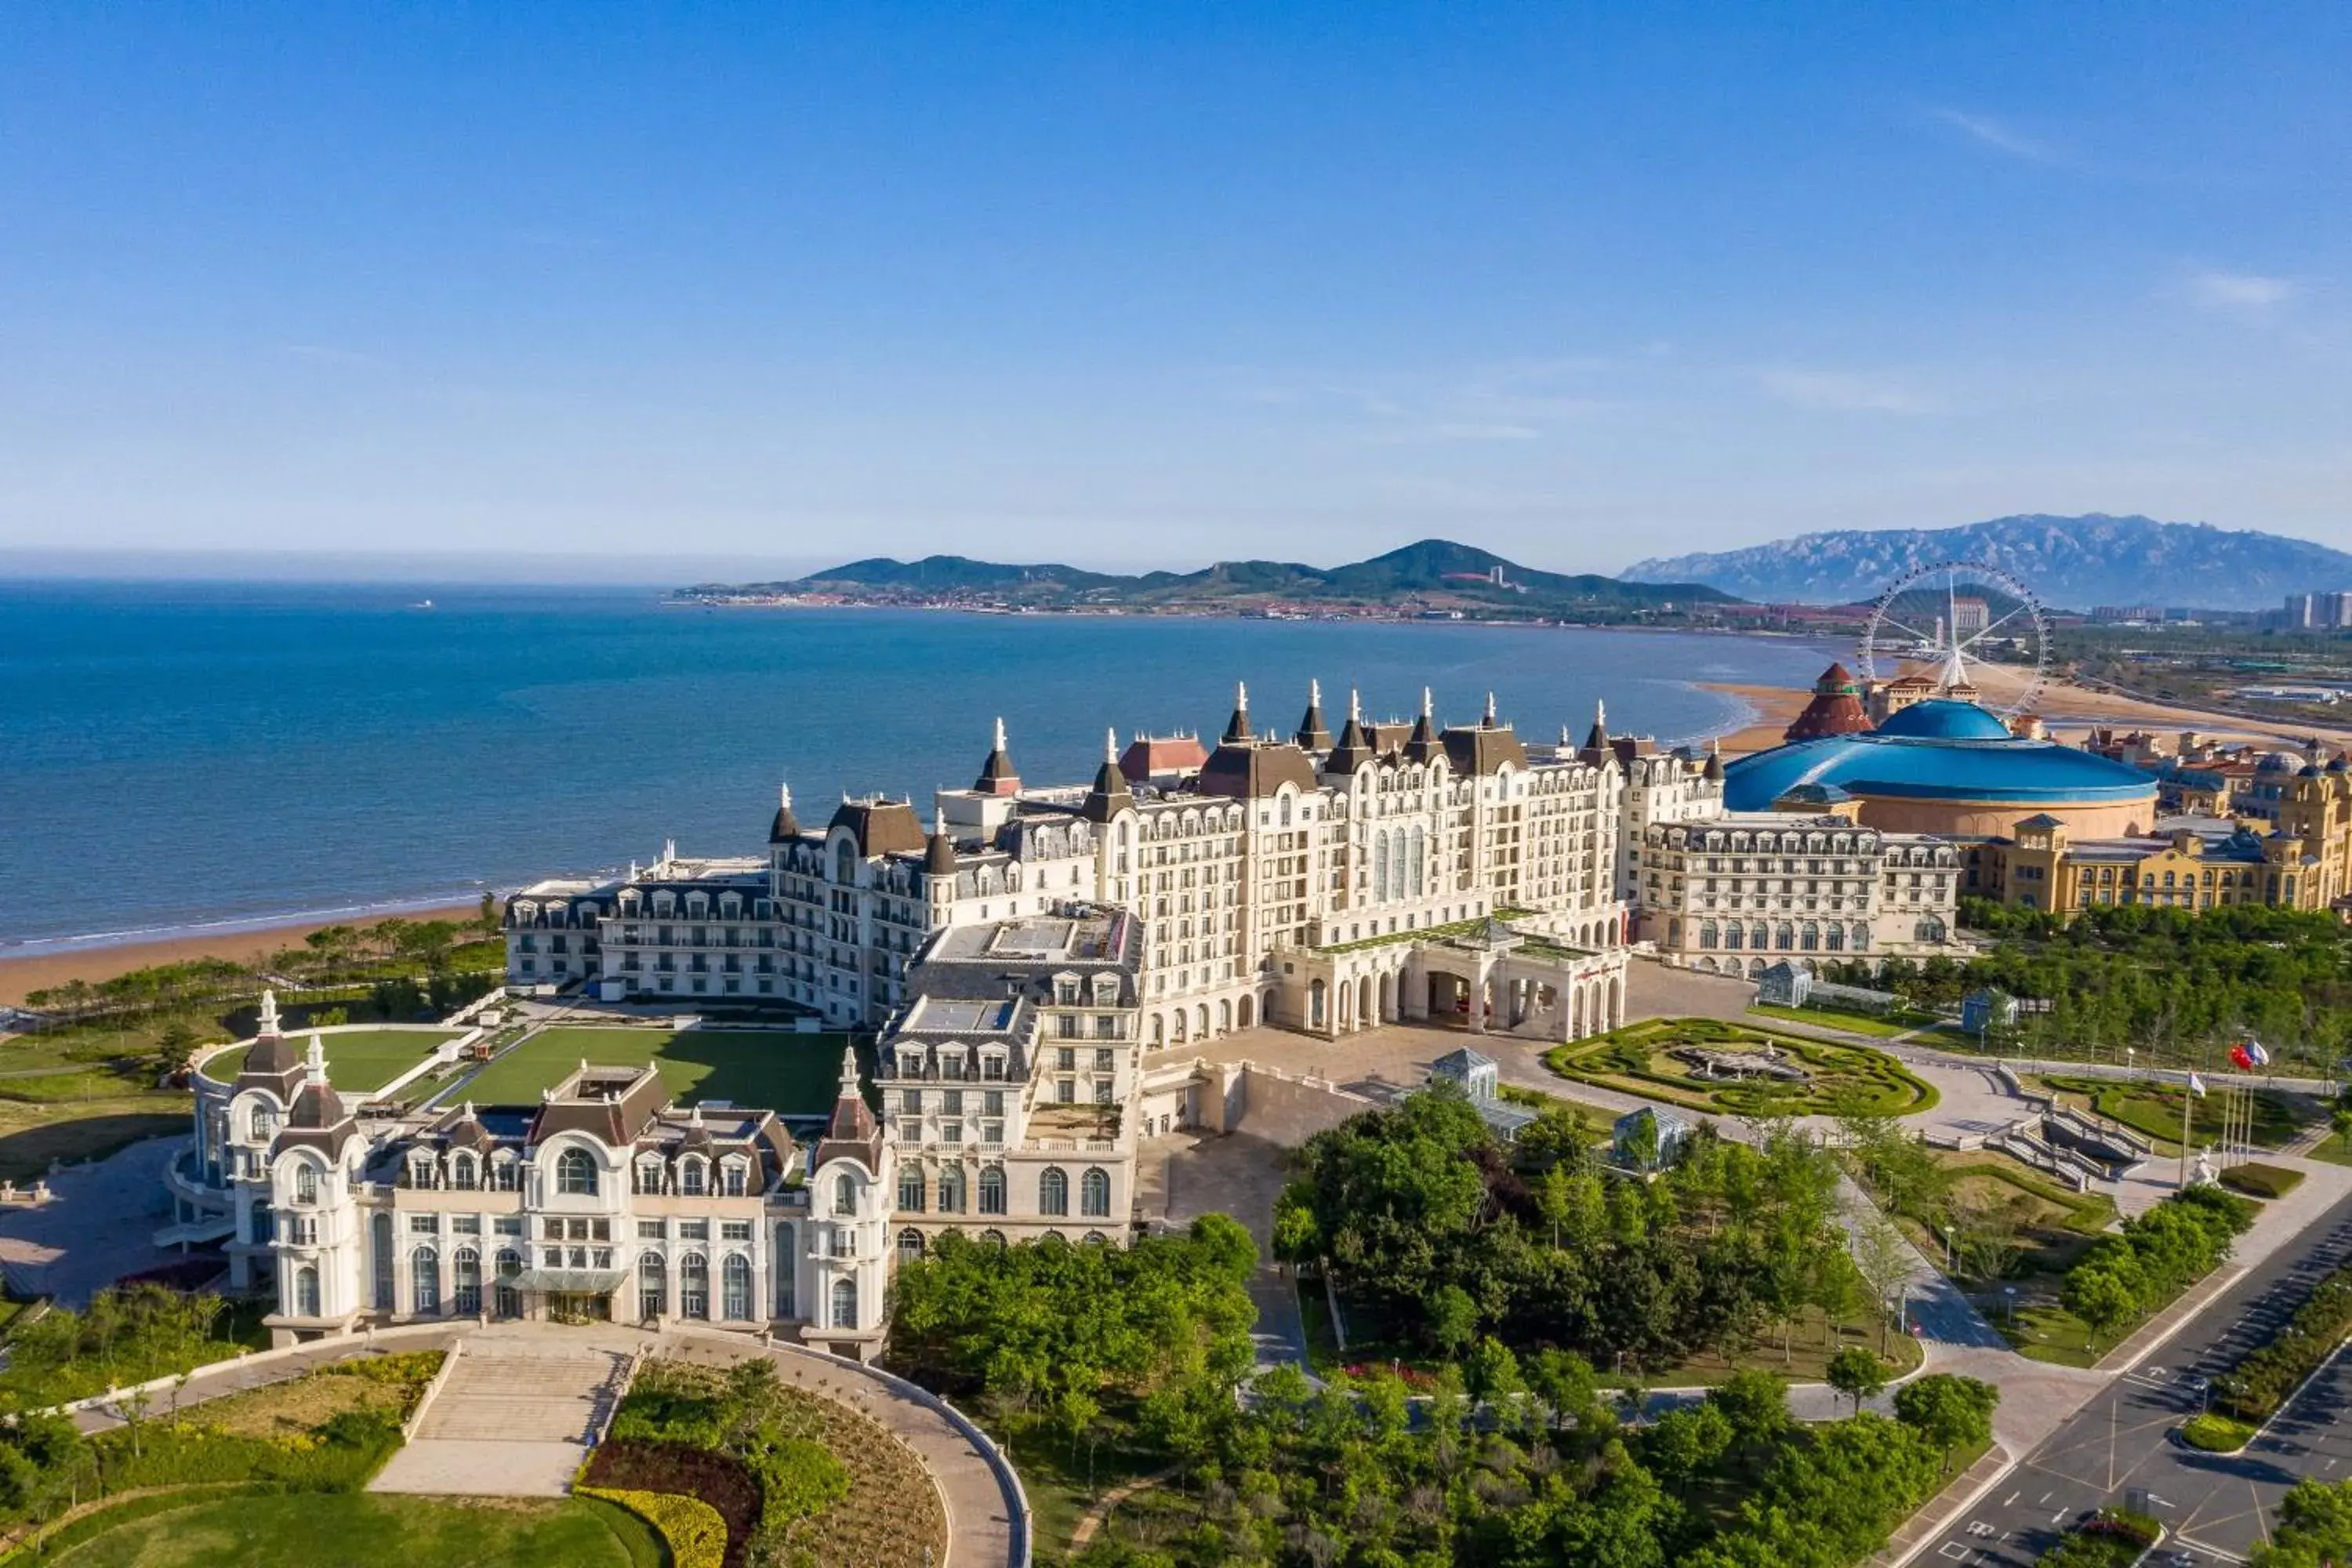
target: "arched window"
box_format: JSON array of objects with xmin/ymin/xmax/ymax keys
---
[
  {"xmin": 1826, "ymin": 924, "xmax": 1846, "ymax": 952},
  {"xmin": 249, "ymin": 1105, "xmax": 276, "ymax": 1142},
  {"xmin": 1800, "ymin": 923, "xmax": 1819, "ymax": 951},
  {"xmin": 1410, "ymin": 826, "xmax": 1426, "ymax": 896},
  {"xmin": 452, "ymin": 1247, "xmax": 481, "ymax": 1315},
  {"xmin": 1039, "ymin": 1167, "xmax": 1069, "ymax": 1217},
  {"xmin": 834, "ymin": 840, "xmax": 855, "ymax": 884},
  {"xmin": 723, "ymin": 1160, "xmax": 747, "ymax": 1197},
  {"xmin": 898, "ymin": 1167, "xmax": 925, "ymax": 1212},
  {"xmin": 639, "ymin": 1251, "xmax": 666, "ymax": 1319},
  {"xmin": 833, "ymin": 1172, "xmax": 857, "ymax": 1216},
  {"xmin": 1699, "ymin": 922, "xmax": 1718, "ymax": 949},
  {"xmin": 636, "ymin": 1157, "xmax": 663, "ymax": 1196},
  {"xmin": 1083, "ymin": 1231, "xmax": 1109, "ymax": 1246},
  {"xmin": 412, "ymin": 1247, "xmax": 441, "ymax": 1314},
  {"xmin": 680, "ymin": 1158, "xmax": 706, "ymax": 1197},
  {"xmin": 898, "ymin": 1227, "xmax": 926, "ymax": 1261},
  {"xmin": 494, "ymin": 1249, "xmax": 522, "ymax": 1318},
  {"xmin": 451, "ymin": 1152, "xmax": 477, "ymax": 1191},
  {"xmin": 1080, "ymin": 1167, "xmax": 1111, "ymax": 1218},
  {"xmin": 830, "ymin": 1276, "xmax": 858, "ymax": 1330},
  {"xmin": 295, "ymin": 1164, "xmax": 318, "ymax": 1205},
  {"xmin": 978, "ymin": 1166, "xmax": 1007, "ymax": 1215},
  {"xmin": 1723, "ymin": 924, "xmax": 1742, "ymax": 949},
  {"xmin": 680, "ymin": 1254, "xmax": 710, "ymax": 1319},
  {"xmin": 722, "ymin": 1254, "xmax": 752, "ymax": 1319},
  {"xmin": 557, "ymin": 1148, "xmax": 597, "ymax": 1196},
  {"xmin": 981, "ymin": 1229, "xmax": 1007, "ymax": 1247},
  {"xmin": 774, "ymin": 1225, "xmax": 797, "ymax": 1319},
  {"xmin": 937, "ymin": 1167, "xmax": 966, "ymax": 1214},
  {"xmin": 295, "ymin": 1265, "xmax": 320, "ymax": 1318},
  {"xmin": 1775, "ymin": 923, "xmax": 1795, "ymax": 951},
  {"xmin": 1374, "ymin": 831, "xmax": 1390, "ymax": 902},
  {"xmin": 372, "ymin": 1214, "xmax": 395, "ymax": 1311}
]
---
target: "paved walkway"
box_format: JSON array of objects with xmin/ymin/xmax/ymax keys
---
[
  {"xmin": 0, "ymin": 1134, "xmax": 185, "ymax": 1305},
  {"xmin": 371, "ymin": 1332, "xmax": 631, "ymax": 1497}
]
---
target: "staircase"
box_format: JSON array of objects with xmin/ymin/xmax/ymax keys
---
[{"xmin": 415, "ymin": 1341, "xmax": 631, "ymax": 1443}]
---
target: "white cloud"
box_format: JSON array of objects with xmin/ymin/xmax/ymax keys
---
[
  {"xmin": 1755, "ymin": 368, "xmax": 1940, "ymax": 416},
  {"xmin": 1932, "ymin": 108, "xmax": 2059, "ymax": 164},
  {"xmin": 2187, "ymin": 270, "xmax": 2297, "ymax": 316}
]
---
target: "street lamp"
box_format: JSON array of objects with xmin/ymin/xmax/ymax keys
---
[
  {"xmin": 2126, "ymin": 1046, "xmax": 2135, "ymax": 1083},
  {"xmin": 1941, "ymin": 1224, "xmax": 1957, "ymax": 1270}
]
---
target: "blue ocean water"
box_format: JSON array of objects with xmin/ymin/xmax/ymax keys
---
[{"xmin": 0, "ymin": 581, "xmax": 1838, "ymax": 949}]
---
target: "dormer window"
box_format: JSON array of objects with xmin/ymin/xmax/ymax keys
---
[
  {"xmin": 637, "ymin": 1157, "xmax": 664, "ymax": 1195},
  {"xmin": 680, "ymin": 1158, "xmax": 706, "ymax": 1196},
  {"xmin": 722, "ymin": 1159, "xmax": 748, "ymax": 1197},
  {"xmin": 452, "ymin": 1152, "xmax": 477, "ymax": 1191}
]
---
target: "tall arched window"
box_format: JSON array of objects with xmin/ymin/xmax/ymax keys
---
[
  {"xmin": 412, "ymin": 1247, "xmax": 440, "ymax": 1314},
  {"xmin": 834, "ymin": 840, "xmax": 855, "ymax": 884},
  {"xmin": 898, "ymin": 1228, "xmax": 925, "ymax": 1261},
  {"xmin": 722, "ymin": 1254, "xmax": 752, "ymax": 1319},
  {"xmin": 680, "ymin": 1254, "xmax": 710, "ymax": 1319},
  {"xmin": 452, "ymin": 1152, "xmax": 477, "ymax": 1191},
  {"xmin": 898, "ymin": 1167, "xmax": 925, "ymax": 1212},
  {"xmin": 830, "ymin": 1276, "xmax": 858, "ymax": 1330},
  {"xmin": 1374, "ymin": 832, "xmax": 1390, "ymax": 902},
  {"xmin": 295, "ymin": 1164, "xmax": 318, "ymax": 1205},
  {"xmin": 557, "ymin": 1148, "xmax": 597, "ymax": 1196},
  {"xmin": 978, "ymin": 1166, "xmax": 1007, "ymax": 1214},
  {"xmin": 295, "ymin": 1265, "xmax": 320, "ymax": 1318},
  {"xmin": 452, "ymin": 1247, "xmax": 481, "ymax": 1315},
  {"xmin": 1080, "ymin": 1167, "xmax": 1111, "ymax": 1218},
  {"xmin": 774, "ymin": 1225, "xmax": 797, "ymax": 1319},
  {"xmin": 680, "ymin": 1158, "xmax": 706, "ymax": 1197},
  {"xmin": 833, "ymin": 1173, "xmax": 857, "ymax": 1215},
  {"xmin": 937, "ymin": 1167, "xmax": 965, "ymax": 1214},
  {"xmin": 639, "ymin": 1252, "xmax": 666, "ymax": 1319},
  {"xmin": 1410, "ymin": 826, "xmax": 1426, "ymax": 896},
  {"xmin": 372, "ymin": 1213, "xmax": 395, "ymax": 1310},
  {"xmin": 1039, "ymin": 1166, "xmax": 1069, "ymax": 1217},
  {"xmin": 494, "ymin": 1249, "xmax": 522, "ymax": 1317}
]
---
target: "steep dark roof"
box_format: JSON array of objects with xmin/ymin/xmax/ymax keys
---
[
  {"xmin": 1323, "ymin": 715, "xmax": 1378, "ymax": 775},
  {"xmin": 1221, "ymin": 684, "xmax": 1254, "ymax": 744},
  {"xmin": 768, "ymin": 785, "xmax": 801, "ymax": 844},
  {"xmin": 975, "ymin": 718, "xmax": 1018, "ymax": 791},
  {"xmin": 1440, "ymin": 724, "xmax": 1529, "ymax": 775},
  {"xmin": 1196, "ymin": 741, "xmax": 1319, "ymax": 800},
  {"xmin": 526, "ymin": 1065, "xmax": 669, "ymax": 1147},
  {"xmin": 814, "ymin": 1047, "xmax": 882, "ymax": 1170},
  {"xmin": 925, "ymin": 817, "xmax": 959, "ymax": 876},
  {"xmin": 1294, "ymin": 683, "xmax": 1333, "ymax": 751},
  {"xmin": 1080, "ymin": 732, "xmax": 1134, "ymax": 822},
  {"xmin": 1402, "ymin": 706, "xmax": 1443, "ymax": 764},
  {"xmin": 828, "ymin": 799, "xmax": 927, "ymax": 857}
]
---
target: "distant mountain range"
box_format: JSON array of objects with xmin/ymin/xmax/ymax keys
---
[
  {"xmin": 681, "ymin": 539, "xmax": 1733, "ymax": 618},
  {"xmin": 1621, "ymin": 514, "xmax": 2352, "ymax": 612}
]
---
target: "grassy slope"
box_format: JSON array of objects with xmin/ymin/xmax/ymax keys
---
[{"xmin": 46, "ymin": 1494, "xmax": 658, "ymax": 1567}]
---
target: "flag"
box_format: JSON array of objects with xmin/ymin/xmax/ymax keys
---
[
  {"xmin": 2230, "ymin": 1044, "xmax": 2256, "ymax": 1073},
  {"xmin": 2247, "ymin": 1040, "xmax": 2272, "ymax": 1068},
  {"xmin": 2189, "ymin": 1073, "xmax": 2208, "ymax": 1098}
]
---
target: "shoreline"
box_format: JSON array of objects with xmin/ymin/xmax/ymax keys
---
[{"xmin": 0, "ymin": 902, "xmax": 484, "ymax": 1008}]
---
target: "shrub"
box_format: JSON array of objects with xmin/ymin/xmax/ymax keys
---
[
  {"xmin": 2179, "ymin": 1413, "xmax": 2256, "ymax": 1453},
  {"xmin": 582, "ymin": 1439, "xmax": 762, "ymax": 1568},
  {"xmin": 741, "ymin": 1425, "xmax": 849, "ymax": 1524},
  {"xmin": 2217, "ymin": 1261, "xmax": 2352, "ymax": 1421},
  {"xmin": 581, "ymin": 1486, "xmax": 728, "ymax": 1568},
  {"xmin": 2220, "ymin": 1163, "xmax": 2304, "ymax": 1200}
]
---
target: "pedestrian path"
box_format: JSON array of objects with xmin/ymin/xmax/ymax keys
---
[{"xmin": 371, "ymin": 1331, "xmax": 631, "ymax": 1497}]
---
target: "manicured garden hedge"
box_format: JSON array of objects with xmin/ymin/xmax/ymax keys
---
[
  {"xmin": 2038, "ymin": 1507, "xmax": 2161, "ymax": 1566},
  {"xmin": 579, "ymin": 1439, "xmax": 760, "ymax": 1568},
  {"xmin": 579, "ymin": 1486, "xmax": 727, "ymax": 1568},
  {"xmin": 2216, "ymin": 1259, "xmax": 2352, "ymax": 1423},
  {"xmin": 2178, "ymin": 1413, "xmax": 2256, "ymax": 1453},
  {"xmin": 2220, "ymin": 1162, "xmax": 2305, "ymax": 1200},
  {"xmin": 1545, "ymin": 1017, "xmax": 1936, "ymax": 1117}
]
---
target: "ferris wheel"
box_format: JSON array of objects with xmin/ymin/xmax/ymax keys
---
[{"xmin": 1858, "ymin": 560, "xmax": 2051, "ymax": 719}]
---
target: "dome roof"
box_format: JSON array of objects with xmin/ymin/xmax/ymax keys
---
[
  {"xmin": 1724, "ymin": 701, "xmax": 2158, "ymax": 811},
  {"xmin": 1874, "ymin": 699, "xmax": 2014, "ymax": 742}
]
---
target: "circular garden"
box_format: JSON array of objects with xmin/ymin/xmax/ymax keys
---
[{"xmin": 1544, "ymin": 1016, "xmax": 1937, "ymax": 1117}]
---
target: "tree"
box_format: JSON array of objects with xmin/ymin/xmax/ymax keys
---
[
  {"xmin": 1427, "ymin": 1283, "xmax": 1479, "ymax": 1359},
  {"xmin": 1826, "ymin": 1347, "xmax": 1889, "ymax": 1416},
  {"xmin": 1707, "ymin": 1370, "xmax": 1791, "ymax": 1459},
  {"xmin": 2061, "ymin": 1261, "xmax": 2141, "ymax": 1351},
  {"xmin": 1529, "ymin": 1348, "xmax": 1601, "ymax": 1436},
  {"xmin": 1892, "ymin": 1374, "xmax": 1999, "ymax": 1472},
  {"xmin": 1851, "ymin": 1218, "xmax": 1915, "ymax": 1354},
  {"xmin": 1465, "ymin": 1335, "xmax": 1523, "ymax": 1406},
  {"xmin": 1644, "ymin": 1402, "xmax": 1733, "ymax": 1496},
  {"xmin": 2256, "ymin": 1477, "xmax": 2352, "ymax": 1568}
]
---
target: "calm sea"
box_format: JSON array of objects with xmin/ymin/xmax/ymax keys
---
[{"xmin": 0, "ymin": 581, "xmax": 1837, "ymax": 949}]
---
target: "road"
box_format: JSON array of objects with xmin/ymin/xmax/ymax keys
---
[{"xmin": 1927, "ymin": 1188, "xmax": 2352, "ymax": 1566}]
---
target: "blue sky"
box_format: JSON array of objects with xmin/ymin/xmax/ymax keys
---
[{"xmin": 2, "ymin": 3, "xmax": 2347, "ymax": 575}]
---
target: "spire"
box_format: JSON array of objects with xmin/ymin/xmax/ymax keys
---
[
  {"xmin": 925, "ymin": 808, "xmax": 959, "ymax": 876},
  {"xmin": 1082, "ymin": 727, "xmax": 1134, "ymax": 822},
  {"xmin": 1703, "ymin": 734, "xmax": 1726, "ymax": 782},
  {"xmin": 1422, "ymin": 686, "xmax": 1434, "ymax": 718},
  {"xmin": 974, "ymin": 717, "xmax": 1020, "ymax": 794},
  {"xmin": 768, "ymin": 780, "xmax": 801, "ymax": 843},
  {"xmin": 258, "ymin": 989, "xmax": 281, "ymax": 1038},
  {"xmin": 1350, "ymin": 687, "xmax": 1362, "ymax": 723},
  {"xmin": 1223, "ymin": 681, "xmax": 1253, "ymax": 744},
  {"xmin": 1582, "ymin": 698, "xmax": 1610, "ymax": 757},
  {"xmin": 839, "ymin": 1044, "xmax": 860, "ymax": 1097},
  {"xmin": 1483, "ymin": 691, "xmax": 1498, "ymax": 728},
  {"xmin": 1403, "ymin": 687, "xmax": 1441, "ymax": 763},
  {"xmin": 1294, "ymin": 677, "xmax": 1333, "ymax": 751},
  {"xmin": 304, "ymin": 1033, "xmax": 327, "ymax": 1084}
]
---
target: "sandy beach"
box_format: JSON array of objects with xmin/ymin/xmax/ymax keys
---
[{"xmin": 0, "ymin": 904, "xmax": 482, "ymax": 1008}]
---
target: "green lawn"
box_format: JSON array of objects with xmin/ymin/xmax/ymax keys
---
[
  {"xmin": 0, "ymin": 1098, "xmax": 192, "ymax": 1182},
  {"xmin": 2037, "ymin": 1074, "xmax": 2312, "ymax": 1155},
  {"xmin": 1546, "ymin": 1017, "xmax": 1937, "ymax": 1118},
  {"xmin": 47, "ymin": 1492, "xmax": 661, "ymax": 1567},
  {"xmin": 2310, "ymin": 1133, "xmax": 2352, "ymax": 1167},
  {"xmin": 1745, "ymin": 1003, "xmax": 1940, "ymax": 1040},
  {"xmin": 452, "ymin": 1025, "xmax": 851, "ymax": 1115},
  {"xmin": 198, "ymin": 1029, "xmax": 464, "ymax": 1093}
]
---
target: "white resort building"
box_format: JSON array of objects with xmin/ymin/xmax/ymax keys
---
[{"xmin": 169, "ymin": 682, "xmax": 1780, "ymax": 1354}]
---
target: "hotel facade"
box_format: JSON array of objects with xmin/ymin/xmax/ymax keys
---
[{"xmin": 177, "ymin": 684, "xmax": 1755, "ymax": 1353}]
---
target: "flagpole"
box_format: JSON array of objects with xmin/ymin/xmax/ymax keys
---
[{"xmin": 2180, "ymin": 1071, "xmax": 2194, "ymax": 1190}]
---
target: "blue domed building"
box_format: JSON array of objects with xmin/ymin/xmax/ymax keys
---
[{"xmin": 1725, "ymin": 696, "xmax": 2161, "ymax": 839}]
